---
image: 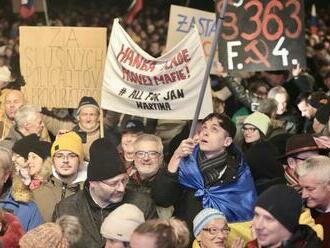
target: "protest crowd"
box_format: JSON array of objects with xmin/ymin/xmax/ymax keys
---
[{"xmin": 0, "ymin": 0, "xmax": 329, "ymax": 247}]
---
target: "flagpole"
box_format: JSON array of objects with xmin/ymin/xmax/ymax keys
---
[
  {"xmin": 189, "ymin": 0, "xmax": 228, "ymax": 138},
  {"xmin": 42, "ymin": 0, "xmax": 50, "ymax": 26}
]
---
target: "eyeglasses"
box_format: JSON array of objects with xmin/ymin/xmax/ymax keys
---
[
  {"xmin": 242, "ymin": 126, "xmax": 257, "ymax": 132},
  {"xmin": 54, "ymin": 153, "xmax": 78, "ymax": 160},
  {"xmin": 202, "ymin": 226, "xmax": 231, "ymax": 235},
  {"xmin": 101, "ymin": 177, "xmax": 129, "ymax": 189},
  {"xmin": 135, "ymin": 151, "xmax": 161, "ymax": 159}
]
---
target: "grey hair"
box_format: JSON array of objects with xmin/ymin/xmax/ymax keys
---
[
  {"xmin": 296, "ymin": 155, "xmax": 330, "ymax": 183},
  {"xmin": 56, "ymin": 215, "xmax": 82, "ymax": 246},
  {"xmin": 133, "ymin": 134, "xmax": 163, "ymax": 154},
  {"xmin": 14, "ymin": 104, "xmax": 41, "ymax": 128},
  {"xmin": 267, "ymin": 86, "xmax": 289, "ymax": 101}
]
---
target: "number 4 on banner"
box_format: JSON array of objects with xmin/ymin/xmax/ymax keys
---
[{"xmin": 272, "ymin": 36, "xmax": 289, "ymax": 66}]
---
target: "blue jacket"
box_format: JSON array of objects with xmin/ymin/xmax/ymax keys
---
[
  {"xmin": 0, "ymin": 191, "xmax": 43, "ymax": 231},
  {"xmin": 178, "ymin": 145, "xmax": 256, "ymax": 222}
]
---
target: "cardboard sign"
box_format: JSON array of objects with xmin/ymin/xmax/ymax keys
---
[
  {"xmin": 101, "ymin": 19, "xmax": 213, "ymax": 120},
  {"xmin": 19, "ymin": 26, "xmax": 106, "ymax": 108},
  {"xmin": 167, "ymin": 5, "xmax": 220, "ymax": 74},
  {"xmin": 216, "ymin": 0, "xmax": 306, "ymax": 72},
  {"xmin": 12, "ymin": 0, "xmax": 44, "ymax": 13}
]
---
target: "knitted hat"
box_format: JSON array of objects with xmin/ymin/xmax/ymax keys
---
[
  {"xmin": 193, "ymin": 208, "xmax": 227, "ymax": 237},
  {"xmin": 308, "ymin": 92, "xmax": 329, "ymax": 109},
  {"xmin": 243, "ymin": 112, "xmax": 271, "ymax": 136},
  {"xmin": 255, "ymin": 184, "xmax": 302, "ymax": 233},
  {"xmin": 121, "ymin": 119, "xmax": 144, "ymax": 133},
  {"xmin": 19, "ymin": 223, "xmax": 69, "ymax": 248},
  {"xmin": 77, "ymin": 96, "xmax": 99, "ymax": 114},
  {"xmin": 101, "ymin": 204, "xmax": 145, "ymax": 242},
  {"xmin": 12, "ymin": 134, "xmax": 51, "ymax": 160},
  {"xmin": 315, "ymin": 104, "xmax": 330, "ymax": 125},
  {"xmin": 87, "ymin": 138, "xmax": 126, "ymax": 181},
  {"xmin": 51, "ymin": 132, "xmax": 84, "ymax": 162},
  {"xmin": 283, "ymin": 134, "xmax": 320, "ymax": 158}
]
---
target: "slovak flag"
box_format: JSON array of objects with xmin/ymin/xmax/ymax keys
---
[
  {"xmin": 20, "ymin": 0, "xmax": 35, "ymax": 19},
  {"xmin": 124, "ymin": 0, "xmax": 143, "ymax": 25},
  {"xmin": 310, "ymin": 4, "xmax": 318, "ymax": 34}
]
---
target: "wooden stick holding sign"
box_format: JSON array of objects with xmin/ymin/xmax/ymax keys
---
[{"xmin": 189, "ymin": 0, "xmax": 228, "ymax": 138}]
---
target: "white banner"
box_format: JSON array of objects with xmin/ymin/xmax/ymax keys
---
[{"xmin": 101, "ymin": 19, "xmax": 213, "ymax": 120}]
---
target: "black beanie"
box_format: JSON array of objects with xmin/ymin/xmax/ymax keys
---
[
  {"xmin": 255, "ymin": 185, "xmax": 302, "ymax": 233},
  {"xmin": 87, "ymin": 138, "xmax": 126, "ymax": 181},
  {"xmin": 12, "ymin": 134, "xmax": 51, "ymax": 160}
]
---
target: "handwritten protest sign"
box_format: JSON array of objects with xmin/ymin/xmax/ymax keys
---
[
  {"xmin": 101, "ymin": 19, "xmax": 213, "ymax": 120},
  {"xmin": 167, "ymin": 5, "xmax": 221, "ymax": 74},
  {"xmin": 216, "ymin": 0, "xmax": 306, "ymax": 72},
  {"xmin": 20, "ymin": 26, "xmax": 106, "ymax": 108}
]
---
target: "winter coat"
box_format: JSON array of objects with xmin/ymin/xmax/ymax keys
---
[
  {"xmin": 52, "ymin": 183, "xmax": 158, "ymax": 248},
  {"xmin": 0, "ymin": 190, "xmax": 43, "ymax": 231},
  {"xmin": 33, "ymin": 165, "xmax": 87, "ymax": 222},
  {"xmin": 152, "ymin": 145, "xmax": 256, "ymax": 233},
  {"xmin": 246, "ymin": 225, "xmax": 322, "ymax": 248}
]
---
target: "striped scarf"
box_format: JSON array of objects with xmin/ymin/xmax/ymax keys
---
[{"xmin": 198, "ymin": 150, "xmax": 227, "ymax": 187}]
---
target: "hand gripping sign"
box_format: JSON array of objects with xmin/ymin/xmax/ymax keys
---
[{"xmin": 101, "ymin": 19, "xmax": 213, "ymax": 120}]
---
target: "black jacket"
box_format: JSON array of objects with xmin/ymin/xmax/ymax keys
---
[{"xmin": 53, "ymin": 183, "xmax": 157, "ymax": 248}]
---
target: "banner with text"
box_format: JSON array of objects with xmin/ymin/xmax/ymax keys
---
[
  {"xmin": 20, "ymin": 26, "xmax": 106, "ymax": 108},
  {"xmin": 167, "ymin": 5, "xmax": 220, "ymax": 74},
  {"xmin": 101, "ymin": 19, "xmax": 213, "ymax": 120},
  {"xmin": 215, "ymin": 0, "xmax": 306, "ymax": 72}
]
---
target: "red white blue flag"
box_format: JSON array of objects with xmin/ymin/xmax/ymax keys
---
[
  {"xmin": 20, "ymin": 0, "xmax": 35, "ymax": 19},
  {"xmin": 310, "ymin": 4, "xmax": 318, "ymax": 34}
]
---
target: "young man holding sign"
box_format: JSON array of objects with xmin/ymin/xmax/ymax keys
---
[{"xmin": 152, "ymin": 113, "xmax": 256, "ymax": 234}]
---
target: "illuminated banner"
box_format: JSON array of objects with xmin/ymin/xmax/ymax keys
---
[
  {"xmin": 216, "ymin": 0, "xmax": 306, "ymax": 72},
  {"xmin": 101, "ymin": 19, "xmax": 213, "ymax": 120}
]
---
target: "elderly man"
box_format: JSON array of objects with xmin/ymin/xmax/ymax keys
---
[
  {"xmin": 4, "ymin": 104, "xmax": 49, "ymax": 145},
  {"xmin": 33, "ymin": 131, "xmax": 86, "ymax": 222},
  {"xmin": 0, "ymin": 91, "xmax": 49, "ymax": 141},
  {"xmin": 53, "ymin": 138, "xmax": 157, "ymax": 248},
  {"xmin": 152, "ymin": 113, "xmax": 256, "ymax": 234},
  {"xmin": 282, "ymin": 134, "xmax": 325, "ymax": 191},
  {"xmin": 248, "ymin": 184, "xmax": 321, "ymax": 247},
  {"xmin": 297, "ymin": 156, "xmax": 330, "ymax": 248}
]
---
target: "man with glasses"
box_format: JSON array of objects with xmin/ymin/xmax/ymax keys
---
[
  {"xmin": 53, "ymin": 138, "xmax": 157, "ymax": 248},
  {"xmin": 281, "ymin": 134, "xmax": 325, "ymax": 192},
  {"xmin": 248, "ymin": 184, "xmax": 321, "ymax": 247},
  {"xmin": 127, "ymin": 134, "xmax": 173, "ymax": 219},
  {"xmin": 297, "ymin": 156, "xmax": 330, "ymax": 248},
  {"xmin": 33, "ymin": 131, "xmax": 86, "ymax": 222}
]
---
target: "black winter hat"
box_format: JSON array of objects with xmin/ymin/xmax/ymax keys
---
[
  {"xmin": 87, "ymin": 138, "xmax": 126, "ymax": 181},
  {"xmin": 255, "ymin": 185, "xmax": 302, "ymax": 233},
  {"xmin": 12, "ymin": 134, "xmax": 51, "ymax": 160},
  {"xmin": 77, "ymin": 96, "xmax": 99, "ymax": 114},
  {"xmin": 121, "ymin": 119, "xmax": 144, "ymax": 134}
]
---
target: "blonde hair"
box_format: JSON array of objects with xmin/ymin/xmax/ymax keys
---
[
  {"xmin": 296, "ymin": 155, "xmax": 330, "ymax": 183},
  {"xmin": 267, "ymin": 86, "xmax": 289, "ymax": 102}
]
